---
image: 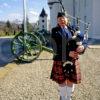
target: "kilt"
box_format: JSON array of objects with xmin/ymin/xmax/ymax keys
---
[{"xmin": 50, "ymin": 60, "xmax": 81, "ymax": 84}]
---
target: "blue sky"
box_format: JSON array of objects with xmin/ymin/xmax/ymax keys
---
[{"xmin": 0, "ymin": 0, "xmax": 50, "ymax": 23}]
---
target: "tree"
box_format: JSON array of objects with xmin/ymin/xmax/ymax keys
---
[
  {"xmin": 22, "ymin": 17, "xmax": 33, "ymax": 32},
  {"xmin": 6, "ymin": 20, "xmax": 11, "ymax": 28},
  {"xmin": 5, "ymin": 20, "xmax": 13, "ymax": 35}
]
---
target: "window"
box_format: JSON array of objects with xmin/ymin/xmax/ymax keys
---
[
  {"xmin": 42, "ymin": 25, "xmax": 44, "ymax": 28},
  {"xmin": 42, "ymin": 20, "xmax": 44, "ymax": 22}
]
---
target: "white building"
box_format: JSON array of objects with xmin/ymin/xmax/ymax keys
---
[
  {"xmin": 48, "ymin": 0, "xmax": 100, "ymax": 39},
  {"xmin": 39, "ymin": 8, "xmax": 48, "ymax": 31}
]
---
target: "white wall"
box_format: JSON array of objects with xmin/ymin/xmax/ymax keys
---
[{"xmin": 92, "ymin": 0, "xmax": 100, "ymax": 39}]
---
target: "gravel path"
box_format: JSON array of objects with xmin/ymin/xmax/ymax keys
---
[{"xmin": 0, "ymin": 49, "xmax": 100, "ymax": 100}]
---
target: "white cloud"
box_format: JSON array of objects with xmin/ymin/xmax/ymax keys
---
[
  {"xmin": 0, "ymin": 3, "xmax": 10, "ymax": 8},
  {"xmin": 29, "ymin": 11, "xmax": 39, "ymax": 16},
  {"xmin": 3, "ymin": 3, "xmax": 9, "ymax": 7},
  {"xmin": 28, "ymin": 10, "xmax": 39, "ymax": 23},
  {"xmin": 7, "ymin": 13, "xmax": 23, "ymax": 22},
  {"xmin": 2, "ymin": 10, "xmax": 39, "ymax": 23},
  {"xmin": 8, "ymin": 10, "xmax": 39, "ymax": 23}
]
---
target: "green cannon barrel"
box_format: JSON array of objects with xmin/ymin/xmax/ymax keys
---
[{"xmin": 42, "ymin": 46, "xmax": 53, "ymax": 54}]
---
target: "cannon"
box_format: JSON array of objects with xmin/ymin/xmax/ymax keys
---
[{"xmin": 11, "ymin": 31, "xmax": 53, "ymax": 62}]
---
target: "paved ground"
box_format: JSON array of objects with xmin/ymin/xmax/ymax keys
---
[{"xmin": 0, "ymin": 48, "xmax": 100, "ymax": 100}]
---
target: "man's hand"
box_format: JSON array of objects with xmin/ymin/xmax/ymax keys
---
[
  {"xmin": 76, "ymin": 45, "xmax": 84, "ymax": 53},
  {"xmin": 69, "ymin": 51, "xmax": 78, "ymax": 59}
]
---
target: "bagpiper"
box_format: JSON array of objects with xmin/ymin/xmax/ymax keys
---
[{"xmin": 50, "ymin": 12, "xmax": 87, "ymax": 100}]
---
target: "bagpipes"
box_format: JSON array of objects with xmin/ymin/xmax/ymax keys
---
[
  {"xmin": 63, "ymin": 20, "xmax": 90, "ymax": 76},
  {"xmin": 66, "ymin": 18, "xmax": 90, "ymax": 53}
]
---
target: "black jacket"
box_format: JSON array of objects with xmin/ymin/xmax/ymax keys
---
[
  {"xmin": 51, "ymin": 25, "xmax": 72, "ymax": 61},
  {"xmin": 51, "ymin": 25, "xmax": 87, "ymax": 61}
]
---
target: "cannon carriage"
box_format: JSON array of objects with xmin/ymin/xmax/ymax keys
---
[{"xmin": 11, "ymin": 30, "xmax": 53, "ymax": 62}]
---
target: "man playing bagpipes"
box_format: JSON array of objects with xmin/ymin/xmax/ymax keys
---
[{"xmin": 50, "ymin": 12, "xmax": 88, "ymax": 100}]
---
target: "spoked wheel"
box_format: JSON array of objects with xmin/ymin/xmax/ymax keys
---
[
  {"xmin": 33, "ymin": 31, "xmax": 46, "ymax": 46},
  {"xmin": 11, "ymin": 32, "xmax": 42, "ymax": 62}
]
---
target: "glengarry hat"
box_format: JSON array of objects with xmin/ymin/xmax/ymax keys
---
[{"xmin": 57, "ymin": 12, "xmax": 65, "ymax": 18}]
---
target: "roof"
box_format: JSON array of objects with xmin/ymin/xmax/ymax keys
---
[{"xmin": 39, "ymin": 8, "xmax": 47, "ymax": 17}]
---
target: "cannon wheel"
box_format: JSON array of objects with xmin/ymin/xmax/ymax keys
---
[
  {"xmin": 11, "ymin": 32, "xmax": 42, "ymax": 62},
  {"xmin": 33, "ymin": 31, "xmax": 46, "ymax": 46}
]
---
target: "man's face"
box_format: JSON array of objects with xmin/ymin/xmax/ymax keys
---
[{"xmin": 57, "ymin": 16, "xmax": 68, "ymax": 27}]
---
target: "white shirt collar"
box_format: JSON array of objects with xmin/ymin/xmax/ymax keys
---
[{"xmin": 61, "ymin": 26, "xmax": 68, "ymax": 29}]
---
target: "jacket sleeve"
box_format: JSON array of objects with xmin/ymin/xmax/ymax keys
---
[
  {"xmin": 51, "ymin": 28, "xmax": 59, "ymax": 54},
  {"xmin": 77, "ymin": 32, "xmax": 88, "ymax": 54},
  {"xmin": 51, "ymin": 28, "xmax": 62, "ymax": 55}
]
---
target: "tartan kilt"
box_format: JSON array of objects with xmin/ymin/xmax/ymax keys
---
[{"xmin": 50, "ymin": 60, "xmax": 81, "ymax": 84}]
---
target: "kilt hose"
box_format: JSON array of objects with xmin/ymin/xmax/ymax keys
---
[{"xmin": 50, "ymin": 60, "xmax": 81, "ymax": 84}]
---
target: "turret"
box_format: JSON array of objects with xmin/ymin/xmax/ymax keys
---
[{"xmin": 39, "ymin": 8, "xmax": 48, "ymax": 31}]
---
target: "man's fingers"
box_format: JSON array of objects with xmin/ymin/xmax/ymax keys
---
[
  {"xmin": 69, "ymin": 51, "xmax": 78, "ymax": 58},
  {"xmin": 77, "ymin": 45, "xmax": 84, "ymax": 53},
  {"xmin": 74, "ymin": 54, "xmax": 78, "ymax": 58}
]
